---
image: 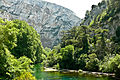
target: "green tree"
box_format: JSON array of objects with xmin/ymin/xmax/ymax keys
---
[
  {"xmin": 10, "ymin": 20, "xmax": 43, "ymax": 62},
  {"xmin": 42, "ymin": 48, "xmax": 62, "ymax": 67},
  {"xmin": 0, "ymin": 18, "xmax": 39, "ymax": 79},
  {"xmin": 61, "ymin": 25, "xmax": 90, "ymax": 58},
  {"xmin": 77, "ymin": 54, "xmax": 88, "ymax": 70},
  {"xmin": 100, "ymin": 54, "xmax": 120, "ymax": 78},
  {"xmin": 59, "ymin": 45, "xmax": 74, "ymax": 69},
  {"xmin": 89, "ymin": 27, "xmax": 109, "ymax": 59},
  {"xmin": 0, "ymin": 47, "xmax": 33, "ymax": 79},
  {"xmin": 85, "ymin": 53, "xmax": 99, "ymax": 71}
]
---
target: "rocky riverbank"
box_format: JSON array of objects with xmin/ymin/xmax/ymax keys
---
[{"xmin": 44, "ymin": 67, "xmax": 115, "ymax": 78}]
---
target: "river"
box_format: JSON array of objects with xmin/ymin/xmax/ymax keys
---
[{"xmin": 33, "ymin": 64, "xmax": 115, "ymax": 80}]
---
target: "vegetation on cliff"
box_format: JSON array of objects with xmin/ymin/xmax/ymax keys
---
[{"xmin": 42, "ymin": 0, "xmax": 120, "ymax": 78}]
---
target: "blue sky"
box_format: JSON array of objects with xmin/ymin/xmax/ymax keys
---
[{"xmin": 44, "ymin": 0, "xmax": 102, "ymax": 18}]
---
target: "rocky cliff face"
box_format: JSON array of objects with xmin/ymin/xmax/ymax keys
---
[{"xmin": 0, "ymin": 0, "xmax": 81, "ymax": 48}]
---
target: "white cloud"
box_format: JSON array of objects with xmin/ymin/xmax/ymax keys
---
[{"xmin": 44, "ymin": 0, "xmax": 102, "ymax": 18}]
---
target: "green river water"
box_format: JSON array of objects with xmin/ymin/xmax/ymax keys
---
[{"xmin": 33, "ymin": 64, "xmax": 115, "ymax": 80}]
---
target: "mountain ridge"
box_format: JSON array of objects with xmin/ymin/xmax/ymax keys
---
[{"xmin": 0, "ymin": 0, "xmax": 81, "ymax": 48}]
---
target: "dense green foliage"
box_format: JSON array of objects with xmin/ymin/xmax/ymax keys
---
[
  {"xmin": 59, "ymin": 45, "xmax": 74, "ymax": 69},
  {"xmin": 10, "ymin": 20, "xmax": 43, "ymax": 62},
  {"xmin": 99, "ymin": 54, "xmax": 120, "ymax": 77},
  {"xmin": 0, "ymin": 0, "xmax": 120, "ymax": 79},
  {"xmin": 0, "ymin": 18, "xmax": 43, "ymax": 79},
  {"xmin": 85, "ymin": 53, "xmax": 99, "ymax": 71},
  {"xmin": 13, "ymin": 72, "xmax": 36, "ymax": 80},
  {"xmin": 42, "ymin": 0, "xmax": 120, "ymax": 78},
  {"xmin": 42, "ymin": 48, "xmax": 61, "ymax": 67}
]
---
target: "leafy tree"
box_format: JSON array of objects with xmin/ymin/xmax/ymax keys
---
[
  {"xmin": 85, "ymin": 10, "xmax": 90, "ymax": 20},
  {"xmin": 77, "ymin": 54, "xmax": 88, "ymax": 70},
  {"xmin": 91, "ymin": 5, "xmax": 97, "ymax": 9},
  {"xmin": 61, "ymin": 25, "xmax": 90, "ymax": 58},
  {"xmin": 100, "ymin": 54, "xmax": 120, "ymax": 78},
  {"xmin": 59, "ymin": 45, "xmax": 74, "ymax": 69},
  {"xmin": 42, "ymin": 48, "xmax": 62, "ymax": 67},
  {"xmin": 89, "ymin": 27, "xmax": 109, "ymax": 59},
  {"xmin": 113, "ymin": 26, "xmax": 120, "ymax": 44},
  {"xmin": 85, "ymin": 53, "xmax": 99, "ymax": 71},
  {"xmin": 0, "ymin": 47, "xmax": 33, "ymax": 79},
  {"xmin": 10, "ymin": 20, "xmax": 43, "ymax": 62},
  {"xmin": 0, "ymin": 18, "xmax": 40, "ymax": 79}
]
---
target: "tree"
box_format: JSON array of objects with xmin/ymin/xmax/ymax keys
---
[
  {"xmin": 59, "ymin": 45, "xmax": 74, "ymax": 69},
  {"xmin": 42, "ymin": 48, "xmax": 62, "ymax": 67},
  {"xmin": 85, "ymin": 53, "xmax": 99, "ymax": 71},
  {"xmin": 0, "ymin": 47, "xmax": 33, "ymax": 79},
  {"xmin": 61, "ymin": 25, "xmax": 90, "ymax": 58},
  {"xmin": 100, "ymin": 54, "xmax": 120, "ymax": 78},
  {"xmin": 0, "ymin": 18, "xmax": 39, "ymax": 79},
  {"xmin": 89, "ymin": 27, "xmax": 109, "ymax": 59},
  {"xmin": 77, "ymin": 54, "xmax": 88, "ymax": 70},
  {"xmin": 10, "ymin": 20, "xmax": 43, "ymax": 62}
]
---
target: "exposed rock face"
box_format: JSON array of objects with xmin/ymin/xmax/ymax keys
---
[{"xmin": 0, "ymin": 0, "xmax": 81, "ymax": 48}]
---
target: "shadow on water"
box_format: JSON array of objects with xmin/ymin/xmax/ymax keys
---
[{"xmin": 33, "ymin": 64, "xmax": 115, "ymax": 80}]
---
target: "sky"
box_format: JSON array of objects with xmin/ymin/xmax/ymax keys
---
[{"xmin": 44, "ymin": 0, "xmax": 102, "ymax": 18}]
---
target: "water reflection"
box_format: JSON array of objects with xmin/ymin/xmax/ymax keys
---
[{"xmin": 33, "ymin": 64, "xmax": 115, "ymax": 80}]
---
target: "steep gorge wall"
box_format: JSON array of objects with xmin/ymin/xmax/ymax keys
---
[{"xmin": 0, "ymin": 0, "xmax": 81, "ymax": 48}]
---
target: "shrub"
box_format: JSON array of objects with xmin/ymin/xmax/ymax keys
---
[
  {"xmin": 85, "ymin": 53, "xmax": 99, "ymax": 71},
  {"xmin": 13, "ymin": 72, "xmax": 36, "ymax": 80}
]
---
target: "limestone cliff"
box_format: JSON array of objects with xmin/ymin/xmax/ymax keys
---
[{"xmin": 0, "ymin": 0, "xmax": 81, "ymax": 48}]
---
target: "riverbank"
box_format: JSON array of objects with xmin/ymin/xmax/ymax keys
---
[
  {"xmin": 44, "ymin": 67, "xmax": 115, "ymax": 78},
  {"xmin": 33, "ymin": 64, "xmax": 115, "ymax": 80}
]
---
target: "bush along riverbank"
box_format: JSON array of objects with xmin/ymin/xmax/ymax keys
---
[{"xmin": 42, "ymin": 45, "xmax": 120, "ymax": 79}]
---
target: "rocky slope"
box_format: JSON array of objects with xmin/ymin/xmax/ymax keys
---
[
  {"xmin": 0, "ymin": 0, "xmax": 81, "ymax": 48},
  {"xmin": 81, "ymin": 0, "xmax": 120, "ymax": 36}
]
